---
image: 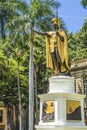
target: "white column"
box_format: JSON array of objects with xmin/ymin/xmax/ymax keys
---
[
  {"xmin": 57, "ymin": 98, "xmax": 63, "ymax": 125},
  {"xmin": 62, "ymin": 98, "xmax": 66, "ymax": 123},
  {"xmin": 81, "ymin": 99, "xmax": 85, "ymax": 125},
  {"xmin": 55, "ymin": 99, "xmax": 58, "ymax": 123},
  {"xmin": 39, "ymin": 100, "xmax": 43, "ymax": 124}
]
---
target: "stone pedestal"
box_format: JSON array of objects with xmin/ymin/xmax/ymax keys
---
[
  {"xmin": 35, "ymin": 76, "xmax": 87, "ymax": 130},
  {"xmin": 49, "ymin": 76, "xmax": 74, "ymax": 93}
]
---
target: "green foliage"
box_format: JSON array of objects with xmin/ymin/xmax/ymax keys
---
[
  {"xmin": 68, "ymin": 19, "xmax": 87, "ymax": 63},
  {"xmin": 81, "ymin": 0, "xmax": 87, "ymax": 8},
  {"xmin": 0, "ymin": 37, "xmax": 29, "ymax": 106},
  {"xmin": 34, "ymin": 35, "xmax": 50, "ymax": 93},
  {"xmin": 27, "ymin": 0, "xmax": 60, "ymax": 31},
  {"xmin": 68, "ymin": 33, "xmax": 76, "ymax": 62},
  {"xmin": 0, "ymin": 0, "xmax": 27, "ymax": 38}
]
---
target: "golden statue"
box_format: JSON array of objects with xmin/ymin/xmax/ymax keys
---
[{"xmin": 34, "ymin": 18, "xmax": 69, "ymax": 74}]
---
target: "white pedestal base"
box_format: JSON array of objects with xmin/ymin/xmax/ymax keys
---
[
  {"xmin": 35, "ymin": 125, "xmax": 87, "ymax": 130},
  {"xmin": 49, "ymin": 76, "xmax": 74, "ymax": 93},
  {"xmin": 35, "ymin": 76, "xmax": 87, "ymax": 130}
]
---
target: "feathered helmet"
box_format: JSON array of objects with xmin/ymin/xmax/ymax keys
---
[{"xmin": 51, "ymin": 18, "xmax": 60, "ymax": 27}]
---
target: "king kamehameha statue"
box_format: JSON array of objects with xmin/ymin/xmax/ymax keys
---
[
  {"xmin": 34, "ymin": 18, "xmax": 69, "ymax": 75},
  {"xmin": 35, "ymin": 18, "xmax": 87, "ymax": 130}
]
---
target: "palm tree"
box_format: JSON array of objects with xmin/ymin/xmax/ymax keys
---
[
  {"xmin": 27, "ymin": 1, "xmax": 60, "ymax": 130},
  {"xmin": 0, "ymin": 0, "xmax": 27, "ymax": 38}
]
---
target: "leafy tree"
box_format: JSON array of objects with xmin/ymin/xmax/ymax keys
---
[
  {"xmin": 0, "ymin": 0, "xmax": 27, "ymax": 38},
  {"xmin": 0, "ymin": 36, "xmax": 29, "ymax": 130},
  {"xmin": 68, "ymin": 33, "xmax": 76, "ymax": 63},
  {"xmin": 68, "ymin": 0, "xmax": 87, "ymax": 63},
  {"xmin": 81, "ymin": 0, "xmax": 87, "ymax": 8},
  {"xmin": 68, "ymin": 18, "xmax": 87, "ymax": 63}
]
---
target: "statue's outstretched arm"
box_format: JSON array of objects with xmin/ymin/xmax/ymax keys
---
[{"xmin": 34, "ymin": 30, "xmax": 48, "ymax": 36}]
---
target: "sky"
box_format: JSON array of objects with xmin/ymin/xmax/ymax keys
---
[{"xmin": 58, "ymin": 0, "xmax": 87, "ymax": 33}]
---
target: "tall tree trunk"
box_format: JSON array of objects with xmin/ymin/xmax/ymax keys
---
[
  {"xmin": 18, "ymin": 58, "xmax": 22, "ymax": 130},
  {"xmin": 5, "ymin": 104, "xmax": 15, "ymax": 130},
  {"xmin": 21, "ymin": 106, "xmax": 28, "ymax": 130},
  {"xmin": 5, "ymin": 103, "xmax": 10, "ymax": 130},
  {"xmin": 10, "ymin": 105, "xmax": 14, "ymax": 130},
  {"xmin": 34, "ymin": 66, "xmax": 39, "ymax": 124},
  {"xmin": 29, "ymin": 22, "xmax": 34, "ymax": 130},
  {"xmin": 26, "ymin": 105, "xmax": 29, "ymax": 130},
  {"xmin": 15, "ymin": 106, "xmax": 19, "ymax": 130}
]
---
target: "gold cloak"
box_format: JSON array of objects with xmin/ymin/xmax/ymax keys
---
[{"xmin": 46, "ymin": 30, "xmax": 69, "ymax": 73}]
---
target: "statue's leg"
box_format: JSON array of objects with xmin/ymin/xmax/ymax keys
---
[
  {"xmin": 63, "ymin": 61, "xmax": 69, "ymax": 71},
  {"xmin": 51, "ymin": 52, "xmax": 56, "ymax": 67},
  {"xmin": 56, "ymin": 61, "xmax": 61, "ymax": 73},
  {"xmin": 51, "ymin": 51, "xmax": 61, "ymax": 73},
  {"xmin": 54, "ymin": 47, "xmax": 61, "ymax": 72},
  {"xmin": 55, "ymin": 48, "xmax": 69, "ymax": 72}
]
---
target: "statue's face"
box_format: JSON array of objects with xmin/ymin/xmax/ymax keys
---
[{"xmin": 53, "ymin": 23, "xmax": 59, "ymax": 30}]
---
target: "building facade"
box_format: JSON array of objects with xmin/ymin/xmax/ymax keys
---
[
  {"xmin": 70, "ymin": 58, "xmax": 87, "ymax": 125},
  {"xmin": 0, "ymin": 106, "xmax": 6, "ymax": 130}
]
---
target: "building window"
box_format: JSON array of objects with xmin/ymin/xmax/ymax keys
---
[
  {"xmin": 0, "ymin": 110, "xmax": 3, "ymax": 123},
  {"xmin": 83, "ymin": 80, "xmax": 87, "ymax": 94}
]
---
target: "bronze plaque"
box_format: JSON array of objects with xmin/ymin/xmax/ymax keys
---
[
  {"xmin": 66, "ymin": 100, "xmax": 82, "ymax": 121},
  {"xmin": 42, "ymin": 100, "xmax": 54, "ymax": 122}
]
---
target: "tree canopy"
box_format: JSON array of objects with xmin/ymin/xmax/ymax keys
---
[{"xmin": 81, "ymin": 0, "xmax": 87, "ymax": 8}]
